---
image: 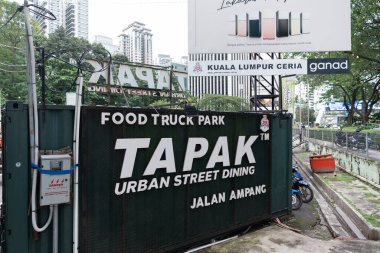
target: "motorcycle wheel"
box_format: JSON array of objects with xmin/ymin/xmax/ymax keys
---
[
  {"xmin": 299, "ymin": 185, "xmax": 314, "ymax": 203},
  {"xmin": 292, "ymin": 193, "xmax": 302, "ymax": 210}
]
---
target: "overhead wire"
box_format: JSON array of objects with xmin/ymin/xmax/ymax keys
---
[
  {"xmin": 49, "ymin": 54, "xmax": 111, "ymax": 74},
  {"xmin": 0, "ymin": 61, "xmax": 26, "ymax": 67},
  {"xmin": 0, "ymin": 67, "xmax": 25, "ymax": 73},
  {"xmin": 43, "ymin": 72, "xmax": 79, "ymax": 94},
  {"xmin": 41, "ymin": 47, "xmax": 113, "ymax": 96},
  {"xmin": 0, "ymin": 43, "xmax": 26, "ymax": 52},
  {"xmin": 0, "ymin": 5, "xmax": 24, "ymax": 33}
]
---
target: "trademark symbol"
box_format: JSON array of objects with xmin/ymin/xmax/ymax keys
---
[{"xmin": 260, "ymin": 133, "xmax": 270, "ymax": 141}]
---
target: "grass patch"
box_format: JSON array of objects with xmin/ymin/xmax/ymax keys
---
[
  {"xmin": 322, "ymin": 172, "xmax": 355, "ymax": 184},
  {"xmin": 365, "ymin": 192, "xmax": 377, "ymax": 198},
  {"xmin": 366, "ymin": 129, "xmax": 380, "ymax": 133},
  {"xmin": 369, "ymin": 199, "xmax": 380, "ymax": 205},
  {"xmin": 362, "ymin": 214, "xmax": 380, "ymax": 228},
  {"xmin": 342, "ymin": 127, "xmax": 357, "ymax": 132},
  {"xmin": 297, "ymin": 152, "xmax": 310, "ymax": 161}
]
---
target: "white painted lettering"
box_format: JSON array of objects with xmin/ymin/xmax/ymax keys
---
[
  {"xmin": 101, "ymin": 112, "xmax": 111, "ymax": 125},
  {"xmin": 115, "ymin": 138, "xmax": 150, "ymax": 178},
  {"xmin": 144, "ymin": 138, "xmax": 176, "ymax": 176},
  {"xmin": 206, "ymin": 136, "xmax": 230, "ymax": 168},
  {"xmin": 183, "ymin": 138, "xmax": 209, "ymax": 171},
  {"xmin": 234, "ymin": 136, "xmax": 258, "ymax": 165}
]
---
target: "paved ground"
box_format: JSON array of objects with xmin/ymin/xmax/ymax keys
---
[
  {"xmin": 195, "ymin": 197, "xmax": 380, "ymax": 252},
  {"xmin": 193, "ymin": 148, "xmax": 380, "ymax": 253},
  {"xmin": 196, "ymin": 194, "xmax": 380, "ymax": 253},
  {"xmin": 198, "ymin": 225, "xmax": 380, "ymax": 253},
  {"xmin": 294, "ymin": 148, "xmax": 380, "ymax": 230}
]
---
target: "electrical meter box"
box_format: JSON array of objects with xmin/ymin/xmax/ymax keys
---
[{"xmin": 40, "ymin": 154, "xmax": 72, "ymax": 206}]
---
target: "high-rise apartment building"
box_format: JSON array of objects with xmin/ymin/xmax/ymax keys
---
[
  {"xmin": 31, "ymin": 0, "xmax": 64, "ymax": 35},
  {"xmin": 94, "ymin": 35, "xmax": 119, "ymax": 55},
  {"xmin": 157, "ymin": 54, "xmax": 172, "ymax": 66},
  {"xmin": 65, "ymin": 0, "xmax": 88, "ymax": 39},
  {"xmin": 118, "ymin": 22, "xmax": 153, "ymax": 64},
  {"xmin": 180, "ymin": 56, "xmax": 188, "ymax": 65},
  {"xmin": 31, "ymin": 0, "xmax": 88, "ymax": 40}
]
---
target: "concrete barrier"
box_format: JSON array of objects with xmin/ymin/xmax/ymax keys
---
[{"xmin": 306, "ymin": 141, "xmax": 380, "ymax": 186}]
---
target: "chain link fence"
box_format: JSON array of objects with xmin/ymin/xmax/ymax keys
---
[{"xmin": 293, "ymin": 128, "xmax": 380, "ymax": 156}]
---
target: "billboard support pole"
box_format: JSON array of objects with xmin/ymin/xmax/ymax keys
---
[
  {"xmin": 250, "ymin": 53, "xmax": 282, "ymax": 111},
  {"xmin": 278, "ymin": 53, "xmax": 283, "ymax": 111}
]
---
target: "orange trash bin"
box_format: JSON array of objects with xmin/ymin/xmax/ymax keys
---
[{"xmin": 309, "ymin": 154, "xmax": 335, "ymax": 173}]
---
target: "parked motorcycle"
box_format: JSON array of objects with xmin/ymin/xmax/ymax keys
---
[
  {"xmin": 291, "ymin": 188, "xmax": 303, "ymax": 210},
  {"xmin": 292, "ymin": 166, "xmax": 314, "ymax": 203},
  {"xmin": 335, "ymin": 130, "xmax": 371, "ymax": 152},
  {"xmin": 335, "ymin": 130, "xmax": 346, "ymax": 147}
]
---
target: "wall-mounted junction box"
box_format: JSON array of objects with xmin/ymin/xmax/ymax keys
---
[{"xmin": 39, "ymin": 154, "xmax": 71, "ymax": 206}]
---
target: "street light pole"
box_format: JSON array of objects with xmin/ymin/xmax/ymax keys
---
[
  {"xmin": 307, "ymin": 83, "xmax": 310, "ymax": 127},
  {"xmin": 299, "ymin": 86, "xmax": 302, "ymax": 127}
]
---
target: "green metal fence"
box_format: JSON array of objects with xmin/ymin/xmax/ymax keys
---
[{"xmin": 303, "ymin": 129, "xmax": 380, "ymax": 154}]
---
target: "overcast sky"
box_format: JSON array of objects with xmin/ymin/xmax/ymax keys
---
[
  {"xmin": 88, "ymin": 0, "xmax": 188, "ymax": 61},
  {"xmin": 10, "ymin": 0, "xmax": 188, "ymax": 61}
]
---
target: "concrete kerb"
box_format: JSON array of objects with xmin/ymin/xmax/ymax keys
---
[
  {"xmin": 293, "ymin": 155, "xmax": 352, "ymax": 238},
  {"xmin": 293, "ymin": 154, "xmax": 380, "ymax": 241}
]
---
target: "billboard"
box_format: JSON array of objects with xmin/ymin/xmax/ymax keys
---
[
  {"xmin": 86, "ymin": 60, "xmax": 188, "ymax": 98},
  {"xmin": 188, "ymin": 58, "xmax": 349, "ymax": 76},
  {"xmin": 188, "ymin": 0, "xmax": 351, "ymax": 54},
  {"xmin": 80, "ymin": 107, "xmax": 292, "ymax": 252}
]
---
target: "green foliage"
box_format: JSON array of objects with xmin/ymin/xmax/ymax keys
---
[
  {"xmin": 291, "ymin": 0, "xmax": 380, "ymax": 125},
  {"xmin": 32, "ymin": 26, "xmax": 112, "ymax": 105},
  {"xmin": 0, "ymin": 0, "xmax": 27, "ymax": 101},
  {"xmin": 198, "ymin": 94, "xmax": 249, "ymax": 112},
  {"xmin": 371, "ymin": 111, "xmax": 380, "ymax": 121},
  {"xmin": 112, "ymin": 53, "xmax": 130, "ymax": 64},
  {"xmin": 125, "ymin": 95, "xmax": 163, "ymax": 107},
  {"xmin": 149, "ymin": 99, "xmax": 171, "ymax": 107},
  {"xmin": 295, "ymin": 106, "xmax": 316, "ymax": 125}
]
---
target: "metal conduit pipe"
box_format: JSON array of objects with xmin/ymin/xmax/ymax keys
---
[
  {"xmin": 24, "ymin": 1, "xmax": 54, "ymax": 233},
  {"xmin": 73, "ymin": 74, "xmax": 83, "ymax": 253}
]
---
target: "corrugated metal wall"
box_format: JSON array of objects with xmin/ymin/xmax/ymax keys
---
[
  {"xmin": 2, "ymin": 102, "xmax": 74, "ymax": 253},
  {"xmin": 79, "ymin": 107, "xmax": 292, "ymax": 253},
  {"xmin": 2, "ymin": 103, "xmax": 292, "ymax": 253}
]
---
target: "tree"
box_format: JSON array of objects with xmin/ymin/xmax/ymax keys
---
[
  {"xmin": 0, "ymin": 0, "xmax": 28, "ymax": 101},
  {"xmin": 294, "ymin": 0, "xmax": 380, "ymax": 125},
  {"xmin": 198, "ymin": 94, "xmax": 248, "ymax": 112},
  {"xmin": 113, "ymin": 53, "xmax": 130, "ymax": 63},
  {"xmin": 33, "ymin": 27, "xmax": 111, "ymax": 105},
  {"xmin": 0, "ymin": 1, "xmax": 59, "ymax": 103},
  {"xmin": 295, "ymin": 105, "xmax": 316, "ymax": 126}
]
